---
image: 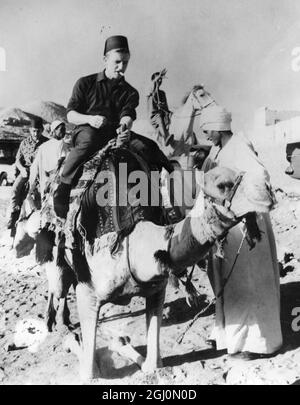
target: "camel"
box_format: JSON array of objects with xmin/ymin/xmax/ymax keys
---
[
  {"xmin": 132, "ymin": 85, "xmax": 216, "ymax": 167},
  {"xmin": 62, "ymin": 165, "xmax": 255, "ymax": 381},
  {"xmin": 14, "ymin": 161, "xmax": 257, "ymax": 381}
]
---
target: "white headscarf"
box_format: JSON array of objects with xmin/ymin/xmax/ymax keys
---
[{"xmin": 199, "ymin": 106, "xmax": 232, "ymax": 131}]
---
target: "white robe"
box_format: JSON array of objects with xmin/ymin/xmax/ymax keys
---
[
  {"xmin": 208, "ymin": 134, "xmax": 282, "ymax": 354},
  {"xmin": 29, "ymin": 138, "xmax": 66, "ymax": 198}
]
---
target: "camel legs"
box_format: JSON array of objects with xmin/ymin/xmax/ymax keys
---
[
  {"xmin": 46, "ymin": 292, "xmax": 72, "ymax": 333},
  {"xmin": 142, "ymin": 287, "xmax": 166, "ymax": 372},
  {"xmin": 76, "ymin": 282, "xmax": 101, "ymax": 381},
  {"xmin": 45, "ymin": 261, "xmax": 75, "ymax": 332},
  {"xmin": 56, "ymin": 297, "xmax": 71, "ymax": 328},
  {"xmin": 67, "ymin": 284, "xmax": 166, "ymax": 377},
  {"xmin": 46, "ymin": 291, "xmax": 57, "ymax": 332},
  {"xmin": 111, "ymin": 287, "xmax": 166, "ymax": 373}
]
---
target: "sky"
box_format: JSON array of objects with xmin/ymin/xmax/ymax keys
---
[{"xmin": 1, "ymin": 0, "xmax": 300, "ymax": 132}]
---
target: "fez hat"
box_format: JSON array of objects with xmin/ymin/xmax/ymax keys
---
[
  {"xmin": 30, "ymin": 117, "xmax": 44, "ymax": 129},
  {"xmin": 104, "ymin": 35, "xmax": 129, "ymax": 55}
]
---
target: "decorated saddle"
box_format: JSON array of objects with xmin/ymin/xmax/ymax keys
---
[{"xmin": 40, "ymin": 137, "xmax": 182, "ymax": 251}]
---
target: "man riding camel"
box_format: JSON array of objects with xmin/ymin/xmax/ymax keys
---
[
  {"xmin": 28, "ymin": 120, "xmax": 72, "ymax": 202},
  {"xmin": 53, "ymin": 35, "xmax": 173, "ymax": 219},
  {"xmin": 6, "ymin": 117, "xmax": 48, "ymax": 235},
  {"xmin": 147, "ymin": 69, "xmax": 173, "ymax": 146}
]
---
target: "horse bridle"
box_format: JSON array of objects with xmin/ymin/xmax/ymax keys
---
[
  {"xmin": 191, "ymin": 90, "xmax": 216, "ymax": 116},
  {"xmin": 170, "ymin": 89, "xmax": 217, "ymax": 119}
]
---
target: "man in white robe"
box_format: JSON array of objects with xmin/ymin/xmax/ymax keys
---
[
  {"xmin": 200, "ymin": 106, "xmax": 282, "ymax": 358},
  {"xmin": 29, "ymin": 121, "xmax": 72, "ymax": 199}
]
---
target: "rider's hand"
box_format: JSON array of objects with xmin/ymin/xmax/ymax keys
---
[
  {"xmin": 116, "ymin": 127, "xmax": 131, "ymax": 146},
  {"xmin": 88, "ymin": 115, "xmax": 107, "ymax": 129},
  {"xmin": 119, "ymin": 116, "xmax": 133, "ymax": 130}
]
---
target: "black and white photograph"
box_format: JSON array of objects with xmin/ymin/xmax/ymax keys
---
[{"xmin": 0, "ymin": 0, "xmax": 300, "ymax": 386}]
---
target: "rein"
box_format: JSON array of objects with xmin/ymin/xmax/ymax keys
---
[
  {"xmin": 176, "ymin": 227, "xmax": 247, "ymax": 345},
  {"xmin": 175, "ymin": 172, "xmax": 247, "ymax": 343},
  {"xmin": 214, "ymin": 171, "xmax": 246, "ymax": 297},
  {"xmin": 216, "ymin": 226, "xmax": 246, "ymax": 299}
]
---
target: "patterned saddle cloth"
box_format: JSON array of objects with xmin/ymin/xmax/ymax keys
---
[{"xmin": 40, "ymin": 141, "xmax": 181, "ymax": 250}]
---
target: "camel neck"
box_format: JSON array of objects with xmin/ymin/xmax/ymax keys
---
[
  {"xmin": 167, "ymin": 203, "xmax": 229, "ymax": 275},
  {"xmin": 168, "ymin": 216, "xmax": 212, "ymax": 275}
]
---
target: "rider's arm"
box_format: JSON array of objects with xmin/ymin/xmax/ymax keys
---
[
  {"xmin": 119, "ymin": 116, "xmax": 133, "ymax": 130},
  {"xmin": 119, "ymin": 89, "xmax": 139, "ymax": 129},
  {"xmin": 67, "ymin": 110, "xmax": 95, "ymax": 126},
  {"xmin": 67, "ymin": 77, "xmax": 106, "ymax": 128}
]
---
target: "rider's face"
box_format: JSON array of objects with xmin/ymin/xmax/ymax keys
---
[
  {"xmin": 203, "ymin": 130, "xmax": 222, "ymax": 146},
  {"xmin": 30, "ymin": 127, "xmax": 42, "ymax": 139},
  {"xmin": 104, "ymin": 50, "xmax": 130, "ymax": 80},
  {"xmin": 54, "ymin": 124, "xmax": 66, "ymax": 140}
]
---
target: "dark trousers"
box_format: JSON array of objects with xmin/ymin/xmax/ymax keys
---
[
  {"xmin": 7, "ymin": 174, "xmax": 28, "ymax": 230},
  {"xmin": 60, "ymin": 124, "xmax": 116, "ymax": 185}
]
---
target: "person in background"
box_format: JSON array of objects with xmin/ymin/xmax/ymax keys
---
[
  {"xmin": 6, "ymin": 117, "xmax": 47, "ymax": 235},
  {"xmin": 28, "ymin": 120, "xmax": 72, "ymax": 201},
  {"xmin": 147, "ymin": 69, "xmax": 173, "ymax": 146},
  {"xmin": 200, "ymin": 105, "xmax": 282, "ymax": 360}
]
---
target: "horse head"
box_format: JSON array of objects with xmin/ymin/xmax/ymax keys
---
[
  {"xmin": 189, "ymin": 85, "xmax": 217, "ymax": 112},
  {"xmin": 168, "ymin": 85, "xmax": 216, "ymax": 155}
]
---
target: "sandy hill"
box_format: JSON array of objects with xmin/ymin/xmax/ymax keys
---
[
  {"xmin": 0, "ymin": 101, "xmax": 73, "ymax": 140},
  {"xmin": 21, "ymin": 101, "xmax": 67, "ymax": 123}
]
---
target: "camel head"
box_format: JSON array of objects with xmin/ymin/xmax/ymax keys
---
[
  {"xmin": 203, "ymin": 166, "xmax": 275, "ymax": 219},
  {"xmin": 203, "ymin": 166, "xmax": 237, "ymax": 202}
]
